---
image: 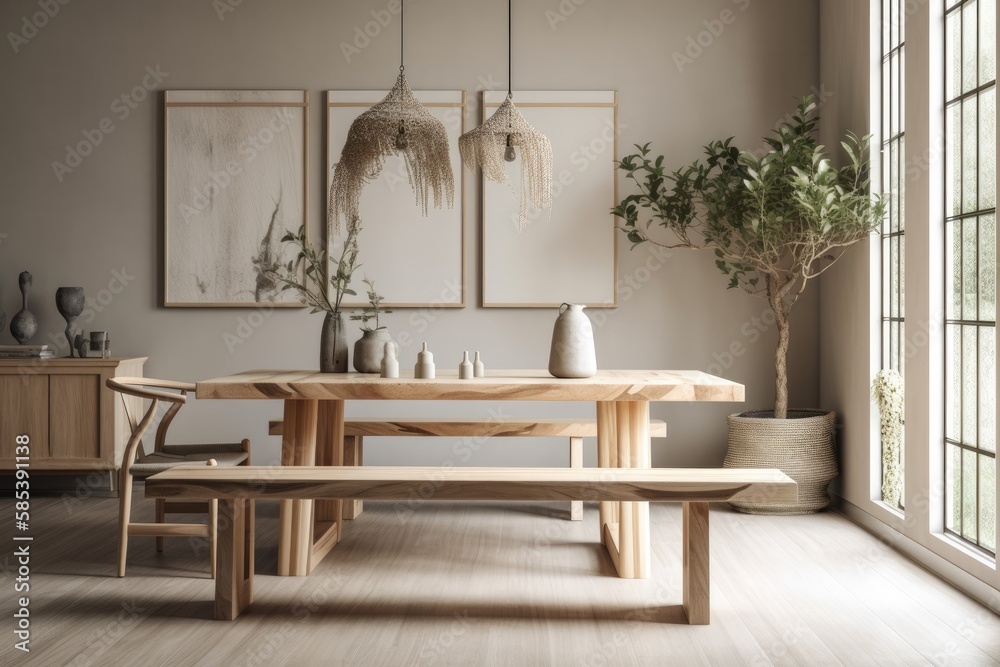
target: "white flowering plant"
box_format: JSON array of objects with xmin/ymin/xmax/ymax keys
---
[{"xmin": 871, "ymin": 369, "xmax": 904, "ymax": 508}]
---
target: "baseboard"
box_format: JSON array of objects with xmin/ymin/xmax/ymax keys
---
[{"xmin": 832, "ymin": 493, "xmax": 1000, "ymax": 612}]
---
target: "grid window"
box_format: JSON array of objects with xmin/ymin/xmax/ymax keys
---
[
  {"xmin": 943, "ymin": 0, "xmax": 997, "ymax": 555},
  {"xmin": 881, "ymin": 0, "xmax": 906, "ymax": 509}
]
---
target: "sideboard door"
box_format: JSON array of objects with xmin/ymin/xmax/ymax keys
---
[{"xmin": 0, "ymin": 375, "xmax": 50, "ymax": 461}]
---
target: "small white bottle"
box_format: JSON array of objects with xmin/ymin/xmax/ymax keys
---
[
  {"xmin": 415, "ymin": 342, "xmax": 435, "ymax": 379},
  {"xmin": 473, "ymin": 351, "xmax": 485, "ymax": 378},
  {"xmin": 459, "ymin": 351, "xmax": 473, "ymax": 379},
  {"xmin": 381, "ymin": 341, "xmax": 399, "ymax": 378}
]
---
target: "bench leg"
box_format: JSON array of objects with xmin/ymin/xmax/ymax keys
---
[
  {"xmin": 216, "ymin": 498, "xmax": 254, "ymax": 621},
  {"xmin": 682, "ymin": 501, "xmax": 710, "ymax": 625},
  {"xmin": 343, "ymin": 435, "xmax": 364, "ymax": 520},
  {"xmin": 569, "ymin": 436, "xmax": 583, "ymax": 520}
]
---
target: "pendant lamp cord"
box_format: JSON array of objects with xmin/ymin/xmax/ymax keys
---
[
  {"xmin": 400, "ymin": 0, "xmax": 404, "ymax": 72},
  {"xmin": 507, "ymin": 0, "xmax": 512, "ymax": 98}
]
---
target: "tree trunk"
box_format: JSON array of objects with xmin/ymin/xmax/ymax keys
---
[{"xmin": 773, "ymin": 306, "xmax": 790, "ymax": 419}]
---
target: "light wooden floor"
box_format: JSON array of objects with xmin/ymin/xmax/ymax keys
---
[{"xmin": 1, "ymin": 492, "xmax": 999, "ymax": 667}]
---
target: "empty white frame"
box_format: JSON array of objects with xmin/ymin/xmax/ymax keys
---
[
  {"xmin": 327, "ymin": 90, "xmax": 466, "ymax": 308},
  {"xmin": 481, "ymin": 91, "xmax": 619, "ymax": 308},
  {"xmin": 164, "ymin": 90, "xmax": 308, "ymax": 307}
]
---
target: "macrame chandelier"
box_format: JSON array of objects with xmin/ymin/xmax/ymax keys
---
[
  {"xmin": 459, "ymin": 0, "xmax": 552, "ymax": 231},
  {"xmin": 328, "ymin": 1, "xmax": 454, "ymax": 236}
]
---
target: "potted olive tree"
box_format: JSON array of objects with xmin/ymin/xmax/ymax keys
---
[{"xmin": 614, "ymin": 96, "xmax": 886, "ymax": 514}]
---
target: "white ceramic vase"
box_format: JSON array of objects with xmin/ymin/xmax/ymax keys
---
[{"xmin": 548, "ymin": 303, "xmax": 597, "ymax": 378}]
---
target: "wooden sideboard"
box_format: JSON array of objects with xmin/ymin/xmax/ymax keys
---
[{"xmin": 0, "ymin": 357, "xmax": 146, "ymax": 473}]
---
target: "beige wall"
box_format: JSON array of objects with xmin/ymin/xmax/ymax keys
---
[{"xmin": 0, "ymin": 0, "xmax": 820, "ymax": 468}]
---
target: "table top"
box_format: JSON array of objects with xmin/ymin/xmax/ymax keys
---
[{"xmin": 196, "ymin": 369, "xmax": 744, "ymax": 403}]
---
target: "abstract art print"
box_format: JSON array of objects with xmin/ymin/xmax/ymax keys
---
[{"xmin": 164, "ymin": 90, "xmax": 308, "ymax": 307}]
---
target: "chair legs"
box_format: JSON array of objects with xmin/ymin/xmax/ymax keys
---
[
  {"xmin": 118, "ymin": 469, "xmax": 133, "ymax": 578},
  {"xmin": 155, "ymin": 499, "xmax": 165, "ymax": 552}
]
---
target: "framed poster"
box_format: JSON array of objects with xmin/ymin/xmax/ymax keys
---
[
  {"xmin": 327, "ymin": 90, "xmax": 466, "ymax": 308},
  {"xmin": 481, "ymin": 90, "xmax": 619, "ymax": 308},
  {"xmin": 164, "ymin": 90, "xmax": 308, "ymax": 307}
]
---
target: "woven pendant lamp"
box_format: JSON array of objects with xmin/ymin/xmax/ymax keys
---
[
  {"xmin": 459, "ymin": 0, "xmax": 552, "ymax": 230},
  {"xmin": 328, "ymin": 2, "xmax": 454, "ymax": 236}
]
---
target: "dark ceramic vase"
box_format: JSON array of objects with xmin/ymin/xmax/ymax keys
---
[
  {"xmin": 55, "ymin": 287, "xmax": 85, "ymax": 357},
  {"xmin": 320, "ymin": 311, "xmax": 349, "ymax": 373},
  {"xmin": 10, "ymin": 271, "xmax": 38, "ymax": 344}
]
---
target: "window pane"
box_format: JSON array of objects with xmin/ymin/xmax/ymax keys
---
[
  {"xmin": 898, "ymin": 135, "xmax": 906, "ymax": 230},
  {"xmin": 963, "ymin": 219, "xmax": 979, "ymax": 318},
  {"xmin": 983, "ymin": 0, "xmax": 997, "ymax": 87},
  {"xmin": 980, "ymin": 89, "xmax": 996, "ymax": 209},
  {"xmin": 891, "ymin": 140, "xmax": 900, "ymax": 232},
  {"xmin": 899, "ymin": 235, "xmax": 906, "ymax": 318},
  {"xmin": 946, "ymin": 444, "xmax": 961, "ymax": 532},
  {"xmin": 981, "ymin": 455, "xmax": 996, "ymax": 552},
  {"xmin": 963, "ymin": 448, "xmax": 978, "ymax": 540},
  {"xmin": 963, "ymin": 324, "xmax": 978, "ymax": 445},
  {"xmin": 891, "ymin": 237, "xmax": 900, "ymax": 317},
  {"xmin": 946, "ymin": 103, "xmax": 962, "ymax": 216},
  {"xmin": 962, "ymin": 98, "xmax": 978, "ymax": 214},
  {"xmin": 947, "ymin": 324, "xmax": 962, "ymax": 441},
  {"xmin": 980, "ymin": 326, "xmax": 996, "ymax": 453},
  {"xmin": 982, "ymin": 214, "xmax": 997, "ymax": 321},
  {"xmin": 947, "ymin": 221, "xmax": 961, "ymax": 319},
  {"xmin": 964, "ymin": 1, "xmax": 979, "ymax": 93},
  {"xmin": 947, "ymin": 10, "xmax": 962, "ymax": 99}
]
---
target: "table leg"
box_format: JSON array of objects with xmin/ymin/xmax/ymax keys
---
[
  {"xmin": 596, "ymin": 401, "xmax": 618, "ymax": 544},
  {"xmin": 597, "ymin": 400, "xmax": 651, "ymax": 579},
  {"xmin": 310, "ymin": 400, "xmax": 345, "ymax": 566},
  {"xmin": 278, "ymin": 399, "xmax": 318, "ymax": 576},
  {"xmin": 215, "ymin": 497, "xmax": 254, "ymax": 621}
]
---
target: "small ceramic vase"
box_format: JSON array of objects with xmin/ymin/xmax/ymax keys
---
[
  {"xmin": 415, "ymin": 342, "xmax": 435, "ymax": 379},
  {"xmin": 459, "ymin": 351, "xmax": 473, "ymax": 379},
  {"xmin": 473, "ymin": 351, "xmax": 485, "ymax": 378},
  {"xmin": 380, "ymin": 341, "xmax": 399, "ymax": 378}
]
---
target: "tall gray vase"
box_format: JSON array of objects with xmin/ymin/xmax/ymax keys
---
[
  {"xmin": 55, "ymin": 287, "xmax": 85, "ymax": 357},
  {"xmin": 10, "ymin": 271, "xmax": 38, "ymax": 344},
  {"xmin": 320, "ymin": 311, "xmax": 349, "ymax": 373}
]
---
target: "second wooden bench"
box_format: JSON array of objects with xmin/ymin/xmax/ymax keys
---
[{"xmin": 269, "ymin": 417, "xmax": 668, "ymax": 521}]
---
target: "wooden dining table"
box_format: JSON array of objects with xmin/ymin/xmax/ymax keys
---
[{"xmin": 195, "ymin": 369, "xmax": 744, "ymax": 578}]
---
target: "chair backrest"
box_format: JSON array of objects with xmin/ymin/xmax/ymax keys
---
[{"xmin": 106, "ymin": 378, "xmax": 196, "ymax": 470}]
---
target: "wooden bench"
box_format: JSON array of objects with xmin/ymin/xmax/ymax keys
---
[
  {"xmin": 145, "ymin": 466, "xmax": 796, "ymax": 625},
  {"xmin": 268, "ymin": 417, "xmax": 668, "ymax": 521}
]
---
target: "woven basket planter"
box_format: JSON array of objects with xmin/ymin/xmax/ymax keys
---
[{"xmin": 723, "ymin": 409, "xmax": 838, "ymax": 515}]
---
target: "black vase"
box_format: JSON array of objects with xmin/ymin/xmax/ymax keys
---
[
  {"xmin": 320, "ymin": 311, "xmax": 349, "ymax": 373},
  {"xmin": 10, "ymin": 271, "xmax": 38, "ymax": 344},
  {"xmin": 55, "ymin": 287, "xmax": 85, "ymax": 357}
]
